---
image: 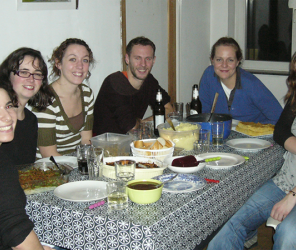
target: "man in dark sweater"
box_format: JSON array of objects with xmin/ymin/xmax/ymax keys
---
[{"xmin": 93, "ymin": 36, "xmax": 173, "ymax": 135}]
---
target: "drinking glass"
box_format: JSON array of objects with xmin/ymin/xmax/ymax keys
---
[
  {"xmin": 115, "ymin": 160, "xmax": 136, "ymax": 182},
  {"xmin": 211, "ymin": 122, "xmax": 224, "ymax": 147},
  {"xmin": 168, "ymin": 111, "xmax": 183, "ymax": 122},
  {"xmin": 87, "ymin": 145, "xmax": 104, "ymax": 180},
  {"xmin": 76, "ymin": 144, "xmax": 92, "ymax": 175},
  {"xmin": 173, "ymin": 102, "xmax": 183, "ymax": 120},
  {"xmin": 194, "ymin": 129, "xmax": 210, "ymax": 154},
  {"xmin": 106, "ymin": 181, "xmax": 128, "ymax": 210}
]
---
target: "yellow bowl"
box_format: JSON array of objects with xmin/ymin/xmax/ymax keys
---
[{"xmin": 126, "ymin": 179, "xmax": 163, "ymax": 204}]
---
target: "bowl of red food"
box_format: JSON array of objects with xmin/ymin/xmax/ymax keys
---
[{"xmin": 163, "ymin": 155, "xmax": 207, "ymax": 173}]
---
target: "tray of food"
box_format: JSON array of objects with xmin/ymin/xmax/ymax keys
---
[
  {"xmin": 17, "ymin": 162, "xmax": 73, "ymax": 195},
  {"xmin": 234, "ymin": 121, "xmax": 274, "ymax": 137},
  {"xmin": 102, "ymin": 156, "xmax": 166, "ymax": 180}
]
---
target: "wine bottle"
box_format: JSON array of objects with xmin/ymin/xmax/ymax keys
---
[
  {"xmin": 153, "ymin": 89, "xmax": 165, "ymax": 136},
  {"xmin": 190, "ymin": 84, "xmax": 202, "ymax": 115}
]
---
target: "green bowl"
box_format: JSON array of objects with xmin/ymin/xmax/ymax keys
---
[{"xmin": 126, "ymin": 179, "xmax": 163, "ymax": 204}]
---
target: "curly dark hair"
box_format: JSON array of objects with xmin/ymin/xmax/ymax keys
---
[
  {"xmin": 48, "ymin": 38, "xmax": 95, "ymax": 81},
  {"xmin": 0, "ymin": 47, "xmax": 53, "ymax": 111},
  {"xmin": 210, "ymin": 37, "xmax": 243, "ymax": 66},
  {"xmin": 126, "ymin": 36, "xmax": 156, "ymax": 57}
]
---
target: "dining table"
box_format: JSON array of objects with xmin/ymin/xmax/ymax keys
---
[{"xmin": 25, "ymin": 131, "xmax": 285, "ymax": 250}]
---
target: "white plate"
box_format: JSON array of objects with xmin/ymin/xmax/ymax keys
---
[
  {"xmin": 54, "ymin": 180, "xmax": 107, "ymax": 202},
  {"xmin": 197, "ymin": 152, "xmax": 245, "ymax": 169},
  {"xmin": 153, "ymin": 174, "xmax": 206, "ymax": 193},
  {"xmin": 36, "ymin": 156, "xmax": 78, "ymax": 169},
  {"xmin": 226, "ymin": 138, "xmax": 271, "ymax": 152},
  {"xmin": 164, "ymin": 156, "xmax": 206, "ymax": 173}
]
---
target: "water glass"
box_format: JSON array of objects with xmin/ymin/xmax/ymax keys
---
[
  {"xmin": 173, "ymin": 102, "xmax": 183, "ymax": 120},
  {"xmin": 106, "ymin": 181, "xmax": 128, "ymax": 211},
  {"xmin": 194, "ymin": 129, "xmax": 210, "ymax": 154},
  {"xmin": 87, "ymin": 145, "xmax": 104, "ymax": 180},
  {"xmin": 77, "ymin": 144, "xmax": 92, "ymax": 175},
  {"xmin": 115, "ymin": 160, "xmax": 136, "ymax": 182},
  {"xmin": 168, "ymin": 111, "xmax": 183, "ymax": 122},
  {"xmin": 211, "ymin": 122, "xmax": 224, "ymax": 147}
]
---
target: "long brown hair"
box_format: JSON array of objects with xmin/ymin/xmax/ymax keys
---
[{"xmin": 285, "ymin": 52, "xmax": 296, "ymax": 112}]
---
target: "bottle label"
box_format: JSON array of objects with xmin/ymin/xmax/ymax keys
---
[
  {"xmin": 190, "ymin": 109, "xmax": 198, "ymax": 115},
  {"xmin": 154, "ymin": 115, "xmax": 165, "ymax": 128},
  {"xmin": 192, "ymin": 89, "xmax": 199, "ymax": 99}
]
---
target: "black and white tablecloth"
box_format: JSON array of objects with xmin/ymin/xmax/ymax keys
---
[{"xmin": 26, "ymin": 132, "xmax": 285, "ymax": 250}]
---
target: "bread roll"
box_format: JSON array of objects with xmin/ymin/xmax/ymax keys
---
[{"xmin": 134, "ymin": 140, "xmax": 144, "ymax": 148}]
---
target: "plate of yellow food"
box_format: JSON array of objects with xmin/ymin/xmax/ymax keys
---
[{"xmin": 234, "ymin": 121, "xmax": 274, "ymax": 137}]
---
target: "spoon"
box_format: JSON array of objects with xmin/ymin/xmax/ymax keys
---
[
  {"xmin": 50, "ymin": 156, "xmax": 65, "ymax": 175},
  {"xmin": 207, "ymin": 92, "xmax": 219, "ymax": 122},
  {"xmin": 166, "ymin": 117, "xmax": 176, "ymax": 131},
  {"xmin": 155, "ymin": 173, "xmax": 178, "ymax": 188}
]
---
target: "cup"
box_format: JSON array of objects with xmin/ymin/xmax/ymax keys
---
[
  {"xmin": 168, "ymin": 111, "xmax": 183, "ymax": 122},
  {"xmin": 186, "ymin": 102, "xmax": 191, "ymax": 118},
  {"xmin": 77, "ymin": 144, "xmax": 92, "ymax": 175},
  {"xmin": 211, "ymin": 122, "xmax": 224, "ymax": 147},
  {"xmin": 128, "ymin": 122, "xmax": 153, "ymax": 140},
  {"xmin": 87, "ymin": 145, "xmax": 104, "ymax": 180},
  {"xmin": 114, "ymin": 160, "xmax": 136, "ymax": 182},
  {"xmin": 173, "ymin": 102, "xmax": 183, "ymax": 120},
  {"xmin": 106, "ymin": 181, "xmax": 128, "ymax": 210},
  {"xmin": 194, "ymin": 129, "xmax": 210, "ymax": 154}
]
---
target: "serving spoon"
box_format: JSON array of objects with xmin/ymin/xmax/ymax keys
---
[
  {"xmin": 50, "ymin": 155, "xmax": 66, "ymax": 175},
  {"xmin": 155, "ymin": 173, "xmax": 178, "ymax": 188},
  {"xmin": 207, "ymin": 92, "xmax": 219, "ymax": 122},
  {"xmin": 166, "ymin": 117, "xmax": 176, "ymax": 131}
]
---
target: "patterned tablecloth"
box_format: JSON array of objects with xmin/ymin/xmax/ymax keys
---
[{"xmin": 26, "ymin": 131, "xmax": 285, "ymax": 250}]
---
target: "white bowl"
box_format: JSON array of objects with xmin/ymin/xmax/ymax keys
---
[
  {"xmin": 164, "ymin": 156, "xmax": 206, "ymax": 173},
  {"xmin": 103, "ymin": 156, "xmax": 167, "ymax": 180},
  {"xmin": 130, "ymin": 139, "xmax": 175, "ymax": 161}
]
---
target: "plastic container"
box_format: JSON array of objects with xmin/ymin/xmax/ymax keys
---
[
  {"xmin": 102, "ymin": 156, "xmax": 166, "ymax": 180},
  {"xmin": 130, "ymin": 139, "xmax": 175, "ymax": 161},
  {"xmin": 186, "ymin": 113, "xmax": 232, "ymax": 141},
  {"xmin": 90, "ymin": 133, "xmax": 133, "ymax": 157},
  {"xmin": 157, "ymin": 122, "xmax": 201, "ymax": 151}
]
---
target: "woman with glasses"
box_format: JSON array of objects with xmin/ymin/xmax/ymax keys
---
[
  {"xmin": 199, "ymin": 37, "xmax": 282, "ymax": 125},
  {"xmin": 0, "ymin": 47, "xmax": 53, "ymax": 166},
  {"xmin": 32, "ymin": 38, "xmax": 95, "ymax": 158}
]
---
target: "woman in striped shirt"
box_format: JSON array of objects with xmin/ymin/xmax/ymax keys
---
[{"xmin": 33, "ymin": 38, "xmax": 95, "ymax": 158}]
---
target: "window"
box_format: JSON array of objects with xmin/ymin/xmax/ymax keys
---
[{"xmin": 234, "ymin": 0, "xmax": 295, "ymax": 74}]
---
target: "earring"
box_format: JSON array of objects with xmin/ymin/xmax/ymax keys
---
[{"xmin": 87, "ymin": 71, "xmax": 91, "ymax": 79}]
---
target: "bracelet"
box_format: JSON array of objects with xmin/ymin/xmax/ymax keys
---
[{"xmin": 287, "ymin": 190, "xmax": 296, "ymax": 196}]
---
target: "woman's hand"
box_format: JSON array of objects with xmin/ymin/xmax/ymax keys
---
[{"xmin": 270, "ymin": 192, "xmax": 296, "ymax": 221}]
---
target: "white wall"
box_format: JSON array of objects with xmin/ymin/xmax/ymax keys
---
[
  {"xmin": 178, "ymin": 0, "xmax": 211, "ymax": 104},
  {"xmin": 0, "ymin": 0, "xmax": 122, "ymax": 98},
  {"xmin": 126, "ymin": 0, "xmax": 168, "ymax": 117}
]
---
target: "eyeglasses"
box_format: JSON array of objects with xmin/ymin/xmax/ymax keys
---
[{"xmin": 13, "ymin": 70, "xmax": 44, "ymax": 80}]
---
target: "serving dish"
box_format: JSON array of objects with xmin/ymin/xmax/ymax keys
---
[
  {"xmin": 103, "ymin": 156, "xmax": 167, "ymax": 180},
  {"xmin": 126, "ymin": 179, "xmax": 163, "ymax": 204},
  {"xmin": 157, "ymin": 121, "xmax": 200, "ymax": 150},
  {"xmin": 164, "ymin": 155, "xmax": 206, "ymax": 173},
  {"xmin": 17, "ymin": 162, "xmax": 73, "ymax": 195},
  {"xmin": 35, "ymin": 156, "xmax": 78, "ymax": 169},
  {"xmin": 130, "ymin": 139, "xmax": 175, "ymax": 161}
]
